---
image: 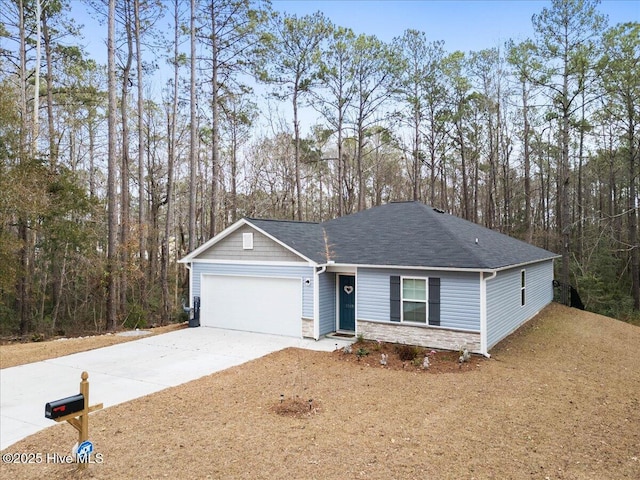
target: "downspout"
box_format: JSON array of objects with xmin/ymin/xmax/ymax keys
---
[
  {"xmin": 480, "ymin": 270, "xmax": 497, "ymax": 358},
  {"xmin": 185, "ymin": 263, "xmax": 192, "ymax": 309},
  {"xmin": 313, "ymin": 265, "xmax": 327, "ymax": 340}
]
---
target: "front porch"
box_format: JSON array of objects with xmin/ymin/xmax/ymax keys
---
[{"xmin": 309, "ymin": 268, "xmax": 481, "ymax": 353}]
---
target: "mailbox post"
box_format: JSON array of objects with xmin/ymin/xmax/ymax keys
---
[{"xmin": 45, "ymin": 371, "xmax": 103, "ymax": 469}]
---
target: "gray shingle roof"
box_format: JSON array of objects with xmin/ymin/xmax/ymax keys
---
[
  {"xmin": 245, "ymin": 218, "xmax": 326, "ymax": 263},
  {"xmin": 247, "ymin": 201, "xmax": 558, "ymax": 270}
]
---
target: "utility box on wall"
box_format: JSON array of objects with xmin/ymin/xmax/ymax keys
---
[{"xmin": 189, "ymin": 296, "xmax": 200, "ymax": 327}]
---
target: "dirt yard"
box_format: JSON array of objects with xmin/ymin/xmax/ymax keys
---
[
  {"xmin": 1, "ymin": 303, "xmax": 639, "ymax": 479},
  {"xmin": 0, "ymin": 323, "xmax": 187, "ymax": 369}
]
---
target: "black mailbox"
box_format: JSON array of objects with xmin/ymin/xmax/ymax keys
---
[{"xmin": 45, "ymin": 393, "xmax": 84, "ymax": 419}]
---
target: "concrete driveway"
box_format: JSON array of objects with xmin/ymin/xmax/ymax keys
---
[{"xmin": 1, "ymin": 327, "xmax": 352, "ymax": 450}]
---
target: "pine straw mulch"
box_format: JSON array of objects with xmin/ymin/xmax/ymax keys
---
[
  {"xmin": 333, "ymin": 339, "xmax": 485, "ymax": 373},
  {"xmin": 0, "ymin": 323, "xmax": 187, "ymax": 369},
  {"xmin": 273, "ymin": 341, "xmax": 483, "ymax": 419},
  {"xmin": 1, "ymin": 303, "xmax": 639, "ymax": 479}
]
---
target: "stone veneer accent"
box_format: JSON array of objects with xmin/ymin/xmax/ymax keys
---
[
  {"xmin": 357, "ymin": 320, "xmax": 481, "ymax": 353},
  {"xmin": 302, "ymin": 318, "xmax": 314, "ymax": 338}
]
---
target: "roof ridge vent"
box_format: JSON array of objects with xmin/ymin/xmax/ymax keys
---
[{"xmin": 433, "ymin": 208, "xmax": 445, "ymax": 214}]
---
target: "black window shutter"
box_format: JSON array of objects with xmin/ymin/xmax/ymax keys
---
[
  {"xmin": 428, "ymin": 277, "xmax": 441, "ymax": 326},
  {"xmin": 390, "ymin": 276, "xmax": 401, "ymax": 322}
]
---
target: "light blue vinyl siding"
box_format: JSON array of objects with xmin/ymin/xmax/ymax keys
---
[
  {"xmin": 318, "ymin": 272, "xmax": 336, "ymax": 335},
  {"xmin": 357, "ymin": 268, "xmax": 481, "ymax": 332},
  {"xmin": 191, "ymin": 262, "xmax": 315, "ymax": 318},
  {"xmin": 486, "ymin": 260, "xmax": 554, "ymax": 349}
]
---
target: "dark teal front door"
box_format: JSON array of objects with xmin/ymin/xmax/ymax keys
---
[{"xmin": 338, "ymin": 275, "xmax": 356, "ymax": 331}]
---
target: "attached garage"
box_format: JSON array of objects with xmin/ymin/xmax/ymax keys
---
[
  {"xmin": 182, "ymin": 204, "xmax": 558, "ymax": 354},
  {"xmin": 200, "ymin": 274, "xmax": 302, "ymax": 337}
]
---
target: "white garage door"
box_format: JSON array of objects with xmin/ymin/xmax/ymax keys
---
[{"xmin": 200, "ymin": 274, "xmax": 302, "ymax": 337}]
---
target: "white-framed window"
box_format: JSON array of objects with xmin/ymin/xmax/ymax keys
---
[
  {"xmin": 520, "ymin": 269, "xmax": 526, "ymax": 306},
  {"xmin": 242, "ymin": 232, "xmax": 254, "ymax": 250},
  {"xmin": 401, "ymin": 277, "xmax": 427, "ymax": 323}
]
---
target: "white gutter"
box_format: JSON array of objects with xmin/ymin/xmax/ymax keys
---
[
  {"xmin": 480, "ymin": 270, "xmax": 498, "ymax": 357},
  {"xmin": 320, "ymin": 262, "xmax": 492, "ymax": 273},
  {"xmin": 313, "ymin": 265, "xmax": 327, "ymax": 340},
  {"xmin": 316, "ymin": 256, "xmax": 559, "ymax": 274}
]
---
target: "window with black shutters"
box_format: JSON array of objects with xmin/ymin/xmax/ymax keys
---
[{"xmin": 390, "ymin": 276, "xmax": 441, "ymax": 326}]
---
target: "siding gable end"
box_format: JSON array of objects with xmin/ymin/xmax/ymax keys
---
[{"xmin": 196, "ymin": 224, "xmax": 306, "ymax": 263}]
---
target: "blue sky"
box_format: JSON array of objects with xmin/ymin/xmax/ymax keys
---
[
  {"xmin": 272, "ymin": 0, "xmax": 639, "ymax": 52},
  {"xmin": 68, "ymin": 0, "xmax": 639, "ymax": 121},
  {"xmin": 74, "ymin": 0, "xmax": 639, "ymax": 63}
]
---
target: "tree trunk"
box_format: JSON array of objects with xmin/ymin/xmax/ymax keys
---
[
  {"xmin": 18, "ymin": 0, "xmax": 27, "ymax": 155},
  {"xmin": 188, "ymin": 0, "xmax": 197, "ymax": 251},
  {"xmin": 231, "ymin": 118, "xmax": 238, "ymax": 223},
  {"xmin": 88, "ymin": 114, "xmax": 96, "ymax": 198},
  {"xmin": 628, "ymin": 105, "xmax": 639, "ymax": 310},
  {"xmin": 293, "ymin": 85, "xmax": 302, "ymax": 220},
  {"xmin": 356, "ymin": 119, "xmax": 365, "ymax": 211},
  {"xmin": 120, "ymin": 0, "xmax": 134, "ymax": 317},
  {"xmin": 42, "ymin": 10, "xmax": 57, "ymax": 168},
  {"xmin": 576, "ymin": 101, "xmax": 585, "ymax": 264},
  {"xmin": 209, "ymin": 1, "xmax": 219, "ymax": 236},
  {"xmin": 458, "ymin": 121, "xmax": 469, "ymax": 220},
  {"xmin": 522, "ymin": 81, "xmax": 531, "ymax": 242},
  {"xmin": 163, "ymin": 0, "xmax": 179, "ymax": 321},
  {"xmin": 106, "ymin": 0, "xmax": 118, "ymax": 331},
  {"xmin": 413, "ymin": 97, "xmax": 420, "ymax": 201},
  {"xmin": 337, "ymin": 110, "xmax": 344, "ymax": 216},
  {"xmin": 16, "ymin": 0, "xmax": 30, "ymax": 335},
  {"xmin": 134, "ymin": 0, "xmax": 147, "ymax": 307},
  {"xmin": 32, "ymin": 0, "xmax": 42, "ymax": 155},
  {"xmin": 560, "ymin": 55, "xmax": 571, "ymax": 307}
]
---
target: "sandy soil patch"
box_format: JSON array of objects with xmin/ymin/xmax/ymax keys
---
[
  {"xmin": 1, "ymin": 304, "xmax": 639, "ymax": 479},
  {"xmin": 0, "ymin": 323, "xmax": 187, "ymax": 369}
]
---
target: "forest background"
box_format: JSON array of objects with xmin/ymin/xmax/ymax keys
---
[{"xmin": 0, "ymin": 0, "xmax": 638, "ymax": 336}]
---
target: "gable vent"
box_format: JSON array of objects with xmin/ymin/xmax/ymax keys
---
[{"xmin": 242, "ymin": 232, "xmax": 254, "ymax": 250}]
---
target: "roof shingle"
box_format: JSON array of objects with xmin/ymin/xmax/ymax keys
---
[{"xmin": 247, "ymin": 201, "xmax": 557, "ymax": 269}]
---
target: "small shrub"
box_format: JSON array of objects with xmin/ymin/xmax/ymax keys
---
[
  {"xmin": 356, "ymin": 347, "xmax": 369, "ymax": 358},
  {"xmin": 123, "ymin": 303, "xmax": 147, "ymax": 329},
  {"xmin": 355, "ymin": 332, "xmax": 365, "ymax": 344},
  {"xmin": 177, "ymin": 310, "xmax": 189, "ymax": 323},
  {"xmin": 31, "ymin": 333, "xmax": 45, "ymax": 342},
  {"xmin": 395, "ymin": 344, "xmax": 420, "ymax": 362}
]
